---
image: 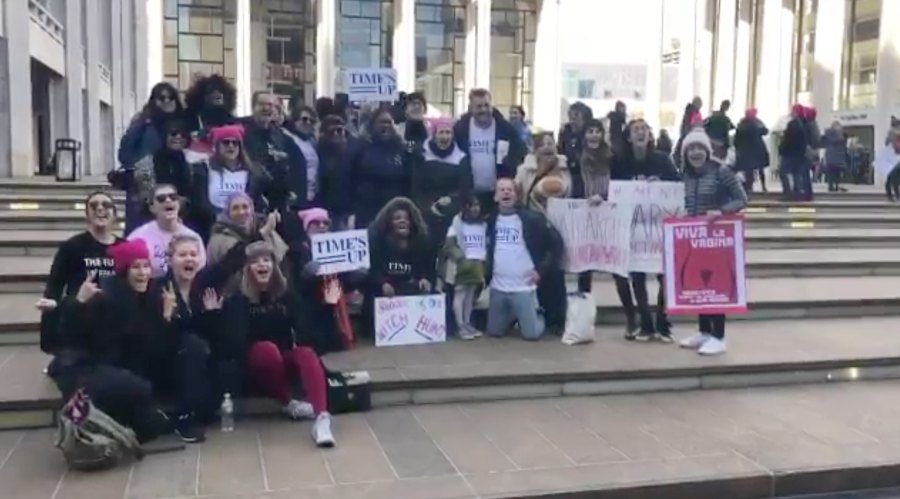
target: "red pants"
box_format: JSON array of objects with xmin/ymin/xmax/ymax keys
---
[{"xmin": 246, "ymin": 342, "xmax": 328, "ymax": 414}]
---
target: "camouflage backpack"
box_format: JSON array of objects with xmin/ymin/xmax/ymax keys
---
[{"xmin": 55, "ymin": 389, "xmax": 143, "ymax": 471}]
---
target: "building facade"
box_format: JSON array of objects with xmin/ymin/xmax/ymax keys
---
[{"xmin": 0, "ymin": 0, "xmax": 149, "ymax": 178}]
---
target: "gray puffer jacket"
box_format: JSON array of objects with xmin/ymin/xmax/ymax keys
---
[{"xmin": 684, "ymin": 162, "xmax": 747, "ymax": 216}]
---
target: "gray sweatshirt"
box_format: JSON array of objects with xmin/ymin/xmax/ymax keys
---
[{"xmin": 683, "ymin": 162, "xmax": 747, "ymax": 216}]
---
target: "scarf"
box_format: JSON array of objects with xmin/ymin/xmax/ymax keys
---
[
  {"xmin": 580, "ymin": 147, "xmax": 612, "ymax": 199},
  {"xmin": 427, "ymin": 139, "xmax": 455, "ymax": 159}
]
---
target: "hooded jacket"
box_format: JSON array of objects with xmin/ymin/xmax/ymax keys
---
[
  {"xmin": 367, "ymin": 197, "xmax": 433, "ymax": 295},
  {"xmin": 453, "ymin": 109, "xmax": 527, "ymax": 182},
  {"xmin": 348, "ymin": 134, "xmax": 412, "ymax": 228},
  {"xmin": 411, "ymin": 138, "xmax": 474, "ymax": 216},
  {"xmin": 205, "ymin": 217, "xmax": 289, "ymax": 295},
  {"xmin": 822, "ymin": 129, "xmax": 849, "ymax": 168},
  {"xmin": 733, "ymin": 117, "xmax": 770, "ymax": 172},
  {"xmin": 514, "ymin": 154, "xmax": 572, "ymax": 215}
]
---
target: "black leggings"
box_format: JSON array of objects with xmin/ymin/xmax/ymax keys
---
[
  {"xmin": 699, "ymin": 314, "xmax": 726, "ymax": 340},
  {"xmin": 613, "ymin": 273, "xmax": 667, "ymax": 332}
]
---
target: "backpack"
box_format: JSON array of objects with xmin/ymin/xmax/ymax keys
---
[{"xmin": 55, "ymin": 389, "xmax": 144, "ymax": 471}]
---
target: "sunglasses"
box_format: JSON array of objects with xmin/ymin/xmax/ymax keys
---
[
  {"xmin": 299, "ymin": 116, "xmax": 316, "ymax": 124},
  {"xmin": 154, "ymin": 193, "xmax": 179, "ymax": 203},
  {"xmin": 89, "ymin": 200, "xmax": 115, "ymax": 211},
  {"xmin": 168, "ymin": 131, "xmax": 187, "ymax": 139},
  {"xmin": 156, "ymin": 94, "xmax": 176, "ymax": 102},
  {"xmin": 220, "ymin": 139, "xmax": 240, "ymax": 147}
]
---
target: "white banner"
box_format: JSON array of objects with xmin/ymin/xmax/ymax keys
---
[
  {"xmin": 343, "ymin": 68, "xmax": 398, "ymax": 102},
  {"xmin": 608, "ymin": 181, "xmax": 685, "ymax": 273},
  {"xmin": 375, "ymin": 294, "xmax": 447, "ymax": 347},
  {"xmin": 310, "ymin": 229, "xmax": 370, "ymax": 275},
  {"xmin": 547, "ymin": 198, "xmax": 631, "ymax": 276}
]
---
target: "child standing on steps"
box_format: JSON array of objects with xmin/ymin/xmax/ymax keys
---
[{"xmin": 442, "ymin": 195, "xmax": 488, "ymax": 340}]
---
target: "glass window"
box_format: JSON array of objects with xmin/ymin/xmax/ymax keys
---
[
  {"xmin": 577, "ymin": 80, "xmax": 595, "ymax": 99},
  {"xmin": 415, "ymin": 0, "xmax": 466, "ymax": 116},
  {"xmin": 489, "ymin": 3, "xmax": 536, "ymax": 114},
  {"xmin": 163, "ymin": 0, "xmax": 236, "ymax": 85},
  {"xmin": 339, "ymin": 0, "xmax": 393, "ymax": 70},
  {"xmin": 839, "ymin": 0, "xmax": 881, "ymax": 109},
  {"xmin": 792, "ymin": 0, "xmax": 817, "ymax": 102},
  {"xmin": 253, "ymin": 0, "xmax": 317, "ymax": 105}
]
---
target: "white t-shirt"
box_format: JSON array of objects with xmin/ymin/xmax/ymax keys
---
[
  {"xmin": 284, "ymin": 128, "xmax": 320, "ymax": 201},
  {"xmin": 491, "ymin": 214, "xmax": 536, "ymax": 292},
  {"xmin": 447, "ymin": 217, "xmax": 488, "ymax": 261},
  {"xmin": 469, "ymin": 119, "xmax": 497, "ymax": 192},
  {"xmin": 208, "ymin": 168, "xmax": 249, "ymax": 211},
  {"xmin": 128, "ymin": 221, "xmax": 207, "ymax": 278}
]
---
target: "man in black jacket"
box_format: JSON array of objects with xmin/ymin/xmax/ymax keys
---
[
  {"xmin": 454, "ymin": 89, "xmax": 527, "ymax": 210},
  {"xmin": 484, "ymin": 178, "xmax": 563, "ymax": 340}
]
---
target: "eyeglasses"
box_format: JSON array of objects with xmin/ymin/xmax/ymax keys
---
[
  {"xmin": 220, "ymin": 139, "xmax": 240, "ymax": 147},
  {"xmin": 88, "ymin": 200, "xmax": 115, "ymax": 211},
  {"xmin": 154, "ymin": 193, "xmax": 179, "ymax": 203}
]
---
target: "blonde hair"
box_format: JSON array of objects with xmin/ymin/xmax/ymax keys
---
[{"xmin": 167, "ymin": 234, "xmax": 202, "ymax": 259}]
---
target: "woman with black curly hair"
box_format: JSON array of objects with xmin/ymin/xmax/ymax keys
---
[{"xmin": 184, "ymin": 74, "xmax": 238, "ymax": 146}]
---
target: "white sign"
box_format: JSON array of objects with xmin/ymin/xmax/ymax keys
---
[
  {"xmin": 375, "ymin": 294, "xmax": 447, "ymax": 347},
  {"xmin": 343, "ymin": 68, "xmax": 398, "ymax": 102},
  {"xmin": 608, "ymin": 181, "xmax": 685, "ymax": 273},
  {"xmin": 547, "ymin": 198, "xmax": 631, "ymax": 276},
  {"xmin": 310, "ymin": 229, "xmax": 370, "ymax": 275}
]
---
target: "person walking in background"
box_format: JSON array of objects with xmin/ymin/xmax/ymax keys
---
[
  {"xmin": 655, "ymin": 129, "xmax": 673, "ymax": 156},
  {"xmin": 454, "ymin": 89, "xmax": 527, "ymax": 210},
  {"xmin": 822, "ymin": 121, "xmax": 849, "ymax": 193},
  {"xmin": 733, "ymin": 108, "xmax": 770, "ymax": 195},
  {"xmin": 677, "ymin": 128, "xmax": 747, "ymax": 356},
  {"xmin": 558, "ymin": 102, "xmax": 594, "ymax": 165},
  {"xmin": 607, "ymin": 101, "xmax": 628, "ymax": 156},
  {"xmin": 679, "ymin": 96, "xmax": 704, "ymax": 138},
  {"xmin": 704, "ymin": 100, "xmax": 735, "ymax": 160},
  {"xmin": 509, "ymin": 105, "xmax": 533, "ymax": 150},
  {"xmin": 779, "ymin": 104, "xmax": 811, "ymax": 201}
]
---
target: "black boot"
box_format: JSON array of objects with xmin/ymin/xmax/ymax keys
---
[{"xmin": 624, "ymin": 314, "xmax": 638, "ymax": 341}]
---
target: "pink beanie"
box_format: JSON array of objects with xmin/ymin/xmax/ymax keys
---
[
  {"xmin": 428, "ymin": 117, "xmax": 455, "ymax": 135},
  {"xmin": 208, "ymin": 124, "xmax": 245, "ymax": 143},
  {"xmin": 298, "ymin": 208, "xmax": 330, "ymax": 230},
  {"xmin": 108, "ymin": 239, "xmax": 151, "ymax": 274}
]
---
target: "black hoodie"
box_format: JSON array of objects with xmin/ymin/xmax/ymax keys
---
[{"xmin": 611, "ymin": 148, "xmax": 681, "ymax": 181}]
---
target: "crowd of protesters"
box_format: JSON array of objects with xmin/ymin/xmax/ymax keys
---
[{"xmin": 33, "ymin": 72, "xmax": 765, "ymax": 453}]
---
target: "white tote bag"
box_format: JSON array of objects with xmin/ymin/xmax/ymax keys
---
[{"xmin": 561, "ymin": 292, "xmax": 597, "ymax": 345}]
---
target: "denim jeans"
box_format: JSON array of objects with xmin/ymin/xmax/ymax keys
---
[{"xmin": 487, "ymin": 288, "xmax": 545, "ymax": 341}]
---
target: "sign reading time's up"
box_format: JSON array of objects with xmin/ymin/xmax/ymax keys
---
[{"xmin": 343, "ymin": 68, "xmax": 398, "ymax": 102}]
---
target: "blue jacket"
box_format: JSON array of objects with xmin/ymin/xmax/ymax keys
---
[
  {"xmin": 348, "ymin": 136, "xmax": 412, "ymax": 228},
  {"xmin": 117, "ymin": 119, "xmax": 165, "ymax": 168}
]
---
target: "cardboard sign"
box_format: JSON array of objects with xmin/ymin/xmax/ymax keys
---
[
  {"xmin": 375, "ymin": 294, "xmax": 447, "ymax": 347},
  {"xmin": 310, "ymin": 229, "xmax": 370, "ymax": 275},
  {"xmin": 663, "ymin": 215, "xmax": 748, "ymax": 315},
  {"xmin": 547, "ymin": 198, "xmax": 631, "ymax": 276},
  {"xmin": 343, "ymin": 68, "xmax": 398, "ymax": 102},
  {"xmin": 608, "ymin": 181, "xmax": 685, "ymax": 273}
]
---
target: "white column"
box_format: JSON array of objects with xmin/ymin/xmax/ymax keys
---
[
  {"xmin": 713, "ymin": 0, "xmax": 737, "ymax": 109},
  {"xmin": 235, "ymin": 0, "xmax": 252, "ymax": 116},
  {"xmin": 694, "ymin": 0, "xmax": 713, "ymax": 111},
  {"xmin": 392, "ymin": 0, "xmax": 416, "ymax": 92},
  {"xmin": 732, "ymin": 0, "xmax": 753, "ymax": 114},
  {"xmin": 875, "ymin": 0, "xmax": 900, "ymax": 147},
  {"xmin": 126, "ymin": 0, "xmax": 140, "ymax": 120},
  {"xmin": 63, "ymin": 0, "xmax": 84, "ymax": 155},
  {"xmin": 0, "ymin": 0, "xmax": 33, "ymax": 177},
  {"xmin": 111, "ymin": 0, "xmax": 124, "ymax": 139},
  {"xmin": 755, "ymin": 0, "xmax": 793, "ymax": 127},
  {"xmin": 812, "ymin": 0, "xmax": 844, "ymax": 121},
  {"xmin": 644, "ymin": 0, "xmax": 664, "ymax": 130},
  {"xmin": 145, "ymin": 0, "xmax": 162, "ymax": 88},
  {"xmin": 532, "ymin": 0, "xmax": 560, "ymax": 132},
  {"xmin": 475, "ymin": 0, "xmax": 491, "ymax": 89},
  {"xmin": 464, "ymin": 0, "xmax": 477, "ymax": 98},
  {"xmin": 317, "ymin": 0, "xmax": 337, "ymax": 98},
  {"xmin": 84, "ymin": 0, "xmax": 103, "ymax": 175},
  {"xmin": 676, "ymin": 0, "xmax": 699, "ymax": 109}
]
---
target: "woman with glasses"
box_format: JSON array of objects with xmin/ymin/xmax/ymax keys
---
[
  {"xmin": 128, "ymin": 184, "xmax": 207, "ymax": 278},
  {"xmin": 317, "ymin": 115, "xmax": 352, "ymax": 229},
  {"xmin": 188, "ymin": 125, "xmax": 271, "ymax": 241},
  {"xmin": 282, "ymin": 103, "xmax": 322, "ymax": 210}
]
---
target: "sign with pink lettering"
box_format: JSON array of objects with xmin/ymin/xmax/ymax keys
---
[
  {"xmin": 663, "ymin": 215, "xmax": 748, "ymax": 315},
  {"xmin": 547, "ymin": 198, "xmax": 631, "ymax": 276},
  {"xmin": 374, "ymin": 294, "xmax": 446, "ymax": 347},
  {"xmin": 609, "ymin": 181, "xmax": 685, "ymax": 273}
]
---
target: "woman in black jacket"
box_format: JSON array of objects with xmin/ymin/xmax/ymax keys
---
[
  {"xmin": 733, "ymin": 108, "xmax": 770, "ymax": 195},
  {"xmin": 53, "ymin": 238, "xmax": 212, "ymax": 444},
  {"xmin": 218, "ymin": 241, "xmax": 335, "ymax": 447}
]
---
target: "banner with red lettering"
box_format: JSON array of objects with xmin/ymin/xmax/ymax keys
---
[
  {"xmin": 374, "ymin": 294, "xmax": 446, "ymax": 347},
  {"xmin": 547, "ymin": 198, "xmax": 631, "ymax": 276},
  {"xmin": 609, "ymin": 181, "xmax": 685, "ymax": 273},
  {"xmin": 663, "ymin": 215, "xmax": 748, "ymax": 315}
]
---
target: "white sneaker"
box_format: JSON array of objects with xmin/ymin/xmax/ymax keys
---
[
  {"xmin": 282, "ymin": 399, "xmax": 315, "ymax": 420},
  {"xmin": 697, "ymin": 337, "xmax": 727, "ymax": 356},
  {"xmin": 312, "ymin": 412, "xmax": 335, "ymax": 448},
  {"xmin": 679, "ymin": 332, "xmax": 711, "ymax": 350}
]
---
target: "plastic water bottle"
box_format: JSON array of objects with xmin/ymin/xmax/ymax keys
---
[{"xmin": 220, "ymin": 393, "xmax": 234, "ymax": 432}]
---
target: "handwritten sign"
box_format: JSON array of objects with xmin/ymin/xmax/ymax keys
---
[
  {"xmin": 608, "ymin": 181, "xmax": 685, "ymax": 273},
  {"xmin": 343, "ymin": 68, "xmax": 398, "ymax": 102},
  {"xmin": 310, "ymin": 229, "xmax": 370, "ymax": 275},
  {"xmin": 663, "ymin": 215, "xmax": 747, "ymax": 315},
  {"xmin": 547, "ymin": 198, "xmax": 631, "ymax": 276},
  {"xmin": 375, "ymin": 294, "xmax": 447, "ymax": 347}
]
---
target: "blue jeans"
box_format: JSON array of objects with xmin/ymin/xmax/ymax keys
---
[{"xmin": 487, "ymin": 289, "xmax": 545, "ymax": 341}]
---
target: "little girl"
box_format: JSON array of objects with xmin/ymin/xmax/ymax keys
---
[{"xmin": 442, "ymin": 195, "xmax": 487, "ymax": 340}]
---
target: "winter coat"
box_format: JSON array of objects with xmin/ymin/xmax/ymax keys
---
[
  {"xmin": 733, "ymin": 118, "xmax": 770, "ymax": 172},
  {"xmin": 218, "ymin": 290, "xmax": 314, "ymax": 360},
  {"xmin": 205, "ymin": 219, "xmax": 289, "ymax": 296},
  {"xmin": 348, "ymin": 135, "xmax": 412, "ymax": 228},
  {"xmin": 514, "ymin": 154, "xmax": 572, "ymax": 215},
  {"xmin": 396, "ymin": 120, "xmax": 430, "ymax": 154},
  {"xmin": 411, "ymin": 140, "xmax": 474, "ymax": 216},
  {"xmin": 316, "ymin": 141, "xmax": 352, "ymax": 217},
  {"xmin": 704, "ymin": 111, "xmax": 734, "ymax": 144},
  {"xmin": 117, "ymin": 118, "xmax": 166, "ymax": 168},
  {"xmin": 485, "ymin": 208, "xmax": 564, "ymax": 283},
  {"xmin": 611, "ymin": 149, "xmax": 681, "ymax": 181},
  {"xmin": 558, "ymin": 124, "xmax": 586, "ymax": 165},
  {"xmin": 188, "ymin": 161, "xmax": 270, "ymax": 235},
  {"xmin": 779, "ymin": 117, "xmax": 810, "ymax": 160},
  {"xmin": 453, "ymin": 109, "xmax": 527, "ymax": 181},
  {"xmin": 511, "ymin": 120, "xmax": 533, "ymax": 149},
  {"xmin": 239, "ymin": 118, "xmax": 306, "ymax": 211},
  {"xmin": 683, "ymin": 161, "xmax": 747, "ymax": 217},
  {"xmin": 822, "ymin": 129, "xmax": 848, "ymax": 168}
]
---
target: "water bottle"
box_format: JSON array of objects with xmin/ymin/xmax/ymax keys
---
[{"xmin": 220, "ymin": 393, "xmax": 234, "ymax": 432}]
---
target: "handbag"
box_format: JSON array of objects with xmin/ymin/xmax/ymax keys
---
[{"xmin": 325, "ymin": 369, "xmax": 372, "ymax": 414}]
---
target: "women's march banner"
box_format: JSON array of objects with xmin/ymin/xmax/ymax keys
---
[
  {"xmin": 374, "ymin": 294, "xmax": 446, "ymax": 347},
  {"xmin": 608, "ymin": 181, "xmax": 685, "ymax": 273},
  {"xmin": 547, "ymin": 198, "xmax": 631, "ymax": 276},
  {"xmin": 662, "ymin": 215, "xmax": 748, "ymax": 315}
]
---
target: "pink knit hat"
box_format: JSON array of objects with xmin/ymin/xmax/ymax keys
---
[
  {"xmin": 208, "ymin": 124, "xmax": 245, "ymax": 143},
  {"xmin": 108, "ymin": 239, "xmax": 151, "ymax": 274},
  {"xmin": 298, "ymin": 208, "xmax": 330, "ymax": 230},
  {"xmin": 428, "ymin": 117, "xmax": 455, "ymax": 135}
]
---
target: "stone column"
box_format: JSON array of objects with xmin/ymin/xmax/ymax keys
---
[
  {"xmin": 812, "ymin": 0, "xmax": 845, "ymax": 122},
  {"xmin": 111, "ymin": 0, "xmax": 124, "ymax": 139},
  {"xmin": 145, "ymin": 0, "xmax": 162, "ymax": 89},
  {"xmin": 235, "ymin": 0, "xmax": 252, "ymax": 116},
  {"xmin": 392, "ymin": 0, "xmax": 416, "ymax": 92},
  {"xmin": 694, "ymin": 0, "xmax": 713, "ymax": 111},
  {"xmin": 532, "ymin": 0, "xmax": 561, "ymax": 131},
  {"xmin": 84, "ymin": 0, "xmax": 103, "ymax": 175},
  {"xmin": 755, "ymin": 0, "xmax": 793, "ymax": 127},
  {"xmin": 63, "ymin": 0, "xmax": 84, "ymax": 166},
  {"xmin": 475, "ymin": 0, "xmax": 491, "ymax": 89},
  {"xmin": 676, "ymin": 0, "xmax": 699, "ymax": 110},
  {"xmin": 0, "ymin": 0, "xmax": 32, "ymax": 177},
  {"xmin": 643, "ymin": 0, "xmax": 664, "ymax": 130},
  {"xmin": 713, "ymin": 0, "xmax": 737, "ymax": 109},
  {"xmin": 732, "ymin": 0, "xmax": 753, "ymax": 114},
  {"xmin": 316, "ymin": 0, "xmax": 337, "ymax": 98},
  {"xmin": 874, "ymin": 0, "xmax": 900, "ymax": 145},
  {"xmin": 464, "ymin": 0, "xmax": 477, "ymax": 100}
]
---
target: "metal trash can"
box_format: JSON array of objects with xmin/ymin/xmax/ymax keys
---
[{"xmin": 53, "ymin": 139, "xmax": 82, "ymax": 182}]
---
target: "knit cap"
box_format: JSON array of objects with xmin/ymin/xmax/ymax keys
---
[
  {"xmin": 680, "ymin": 128, "xmax": 712, "ymax": 162},
  {"xmin": 108, "ymin": 239, "xmax": 151, "ymax": 274},
  {"xmin": 245, "ymin": 241, "xmax": 276, "ymax": 262},
  {"xmin": 208, "ymin": 124, "xmax": 245, "ymax": 143},
  {"xmin": 297, "ymin": 208, "xmax": 330, "ymax": 231}
]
